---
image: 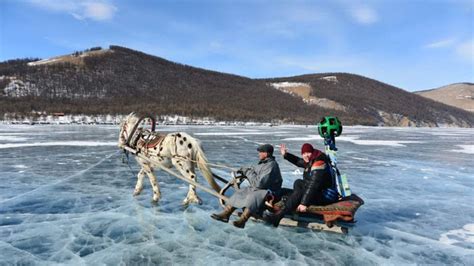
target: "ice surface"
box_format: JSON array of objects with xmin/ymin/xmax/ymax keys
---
[
  {"xmin": 0, "ymin": 125, "xmax": 473, "ymax": 264},
  {"xmin": 195, "ymin": 131, "xmax": 289, "ymax": 136},
  {"xmin": 282, "ymin": 134, "xmax": 422, "ymax": 147},
  {"xmin": 337, "ymin": 136, "xmax": 422, "ymax": 147}
]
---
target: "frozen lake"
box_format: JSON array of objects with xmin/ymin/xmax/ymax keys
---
[{"xmin": 0, "ymin": 125, "xmax": 473, "ymax": 265}]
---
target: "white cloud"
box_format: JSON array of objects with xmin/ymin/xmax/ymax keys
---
[
  {"xmin": 77, "ymin": 2, "xmax": 117, "ymax": 21},
  {"xmin": 424, "ymin": 38, "xmax": 473, "ymax": 62},
  {"xmin": 425, "ymin": 38, "xmax": 456, "ymax": 49},
  {"xmin": 27, "ymin": 0, "xmax": 117, "ymax": 21},
  {"xmin": 456, "ymin": 39, "xmax": 474, "ymax": 62},
  {"xmin": 350, "ymin": 6, "xmax": 378, "ymax": 25}
]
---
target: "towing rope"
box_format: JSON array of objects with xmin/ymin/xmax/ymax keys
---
[
  {"xmin": 171, "ymin": 154, "xmax": 237, "ymax": 171},
  {"xmin": 122, "ymin": 149, "xmax": 138, "ymax": 179},
  {"xmin": 0, "ymin": 150, "xmax": 121, "ymax": 205}
]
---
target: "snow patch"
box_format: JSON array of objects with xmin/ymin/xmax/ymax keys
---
[
  {"xmin": 195, "ymin": 131, "xmax": 288, "ymax": 136},
  {"xmin": 269, "ymin": 82, "xmax": 310, "ymax": 89},
  {"xmin": 282, "ymin": 134, "xmax": 320, "ymax": 141},
  {"xmin": 427, "ymin": 132, "xmax": 467, "ymax": 136},
  {"xmin": 319, "ymin": 76, "xmax": 338, "ymax": 83},
  {"xmin": 439, "ymin": 224, "xmax": 474, "ymax": 245},
  {"xmin": 282, "ymin": 134, "xmax": 422, "ymax": 147},
  {"xmin": 451, "ymin": 145, "xmax": 474, "ymax": 154},
  {"xmin": 420, "ymin": 168, "xmax": 434, "ymax": 172},
  {"xmin": 27, "ymin": 58, "xmax": 61, "ymax": 66},
  {"xmin": 338, "ymin": 135, "xmax": 422, "ymax": 147},
  {"xmin": 3, "ymin": 79, "xmax": 40, "ymax": 97},
  {"xmin": 352, "ymin": 157, "xmax": 370, "ymax": 161},
  {"xmin": 0, "ymin": 136, "xmax": 28, "ymax": 142},
  {"xmin": 0, "ymin": 141, "xmax": 117, "ymax": 149}
]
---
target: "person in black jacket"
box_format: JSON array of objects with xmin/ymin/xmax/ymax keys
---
[{"xmin": 264, "ymin": 143, "xmax": 333, "ymax": 227}]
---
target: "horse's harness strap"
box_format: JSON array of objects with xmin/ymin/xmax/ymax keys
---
[
  {"xmin": 135, "ymin": 131, "xmax": 167, "ymax": 156},
  {"xmin": 125, "ymin": 115, "xmax": 156, "ymax": 149}
]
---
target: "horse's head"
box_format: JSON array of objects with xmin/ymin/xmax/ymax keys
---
[{"xmin": 118, "ymin": 112, "xmax": 139, "ymax": 147}]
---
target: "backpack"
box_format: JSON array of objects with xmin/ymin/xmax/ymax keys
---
[{"xmin": 323, "ymin": 163, "xmax": 351, "ymax": 203}]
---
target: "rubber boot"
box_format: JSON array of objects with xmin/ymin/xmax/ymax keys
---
[
  {"xmin": 232, "ymin": 208, "xmax": 251, "ymax": 229},
  {"xmin": 210, "ymin": 205, "xmax": 235, "ymax": 223}
]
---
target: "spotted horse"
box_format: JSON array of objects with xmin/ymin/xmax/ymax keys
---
[{"xmin": 118, "ymin": 113, "xmax": 221, "ymax": 205}]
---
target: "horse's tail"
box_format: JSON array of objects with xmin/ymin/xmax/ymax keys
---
[{"xmin": 192, "ymin": 139, "xmax": 221, "ymax": 192}]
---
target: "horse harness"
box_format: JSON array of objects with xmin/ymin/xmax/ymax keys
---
[{"xmin": 125, "ymin": 115, "xmax": 165, "ymax": 153}]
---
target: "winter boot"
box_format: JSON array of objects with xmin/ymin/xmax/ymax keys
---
[
  {"xmin": 263, "ymin": 208, "xmax": 286, "ymax": 227},
  {"xmin": 232, "ymin": 208, "xmax": 251, "ymax": 229},
  {"xmin": 210, "ymin": 205, "xmax": 235, "ymax": 223}
]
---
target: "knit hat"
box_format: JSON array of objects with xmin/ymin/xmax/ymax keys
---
[{"xmin": 301, "ymin": 143, "xmax": 314, "ymax": 154}]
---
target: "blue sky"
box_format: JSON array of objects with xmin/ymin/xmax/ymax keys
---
[{"xmin": 0, "ymin": 0, "xmax": 472, "ymax": 91}]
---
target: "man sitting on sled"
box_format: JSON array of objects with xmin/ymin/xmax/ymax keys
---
[
  {"xmin": 211, "ymin": 144, "xmax": 282, "ymax": 228},
  {"xmin": 264, "ymin": 143, "xmax": 338, "ymax": 227}
]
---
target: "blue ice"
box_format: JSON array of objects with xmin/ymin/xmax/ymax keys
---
[{"xmin": 0, "ymin": 125, "xmax": 473, "ymax": 264}]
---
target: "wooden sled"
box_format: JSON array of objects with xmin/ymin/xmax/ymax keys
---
[
  {"xmin": 218, "ymin": 174, "xmax": 364, "ymax": 234},
  {"xmin": 261, "ymin": 193, "xmax": 364, "ymax": 234}
]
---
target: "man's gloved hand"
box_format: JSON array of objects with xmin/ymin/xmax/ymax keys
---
[
  {"xmin": 235, "ymin": 170, "xmax": 247, "ymax": 181},
  {"xmin": 230, "ymin": 170, "xmax": 245, "ymax": 188},
  {"xmin": 231, "ymin": 170, "xmax": 245, "ymax": 179}
]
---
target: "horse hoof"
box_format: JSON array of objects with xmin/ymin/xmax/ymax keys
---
[
  {"xmin": 182, "ymin": 199, "xmax": 190, "ymax": 206},
  {"xmin": 183, "ymin": 197, "xmax": 201, "ymax": 205}
]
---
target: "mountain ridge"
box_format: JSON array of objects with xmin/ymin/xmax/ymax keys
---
[
  {"xmin": 415, "ymin": 82, "xmax": 474, "ymax": 93},
  {"xmin": 1, "ymin": 45, "xmax": 472, "ymax": 127},
  {"xmin": 415, "ymin": 83, "xmax": 474, "ymax": 113}
]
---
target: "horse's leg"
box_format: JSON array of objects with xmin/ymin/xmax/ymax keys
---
[
  {"xmin": 144, "ymin": 166, "xmax": 161, "ymax": 202},
  {"xmin": 172, "ymin": 158, "xmax": 201, "ymax": 205},
  {"xmin": 133, "ymin": 168, "xmax": 146, "ymax": 196}
]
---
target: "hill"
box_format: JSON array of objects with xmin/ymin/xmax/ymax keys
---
[
  {"xmin": 1, "ymin": 45, "xmax": 473, "ymax": 127},
  {"xmin": 415, "ymin": 83, "xmax": 474, "ymax": 112},
  {"xmin": 263, "ymin": 75, "xmax": 474, "ymax": 127}
]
